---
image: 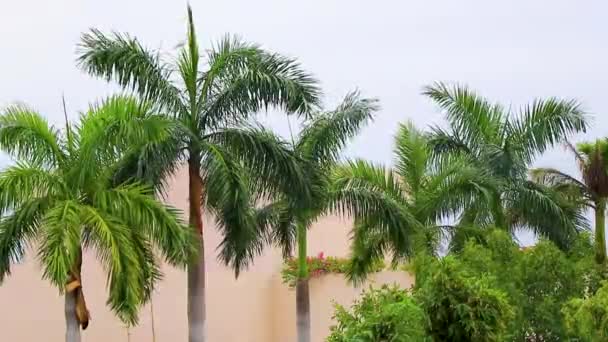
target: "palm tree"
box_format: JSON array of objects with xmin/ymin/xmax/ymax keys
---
[
  {"xmin": 532, "ymin": 139, "xmax": 608, "ymax": 264},
  {"xmin": 245, "ymin": 91, "xmax": 378, "ymax": 342},
  {"xmin": 77, "ymin": 6, "xmax": 320, "ymax": 342},
  {"xmin": 329, "ymin": 122, "xmax": 497, "ymax": 280},
  {"xmin": 424, "ymin": 82, "xmax": 589, "ymax": 248},
  {"xmin": 0, "ymin": 96, "xmax": 195, "ymax": 342}
]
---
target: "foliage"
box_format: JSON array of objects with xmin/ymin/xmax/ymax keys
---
[
  {"xmin": 563, "ymin": 281, "xmax": 608, "ymax": 341},
  {"xmin": 0, "ymin": 96, "xmax": 196, "ymax": 325},
  {"xmin": 327, "ymin": 285, "xmax": 427, "ymax": 342},
  {"xmin": 281, "ymin": 252, "xmax": 385, "ymax": 287},
  {"xmin": 249, "ymin": 91, "xmax": 379, "ymax": 277},
  {"xmin": 516, "ymin": 240, "xmax": 582, "ymax": 340},
  {"xmin": 425, "ymin": 82, "xmax": 589, "ymax": 248},
  {"xmin": 77, "ymin": 6, "xmax": 322, "ymax": 275},
  {"xmin": 453, "ymin": 229, "xmax": 600, "ymax": 341},
  {"xmin": 532, "ymin": 139, "xmax": 608, "ymax": 264},
  {"xmin": 414, "ymin": 255, "xmax": 514, "ymax": 342},
  {"xmin": 328, "ymin": 122, "xmax": 498, "ymax": 283}
]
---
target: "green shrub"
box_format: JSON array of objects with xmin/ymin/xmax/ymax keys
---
[
  {"xmin": 563, "ymin": 281, "xmax": 608, "ymax": 341},
  {"xmin": 327, "ymin": 285, "xmax": 427, "ymax": 342},
  {"xmin": 415, "ymin": 256, "xmax": 514, "ymax": 342}
]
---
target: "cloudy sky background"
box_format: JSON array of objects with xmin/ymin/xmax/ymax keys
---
[{"xmin": 1, "ymin": 0, "xmax": 607, "ymax": 241}]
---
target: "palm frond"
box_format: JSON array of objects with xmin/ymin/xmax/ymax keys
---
[
  {"xmin": 0, "ymin": 106, "xmax": 66, "ymax": 166},
  {"xmin": 254, "ymin": 200, "xmax": 296, "ymax": 258},
  {"xmin": 93, "ymin": 183, "xmax": 195, "ymax": 267},
  {"xmin": 110, "ymin": 132, "xmax": 185, "ymax": 194},
  {"xmin": 508, "ymin": 98, "xmax": 587, "ymax": 163},
  {"xmin": 74, "ymin": 95, "xmax": 183, "ymax": 191},
  {"xmin": 530, "ymin": 168, "xmax": 590, "ymax": 199},
  {"xmin": 346, "ymin": 218, "xmax": 387, "ymax": 285},
  {"xmin": 201, "ymin": 37, "xmax": 321, "ymax": 128},
  {"xmin": 332, "ymin": 160, "xmax": 404, "ymax": 203},
  {"xmin": 0, "ymin": 198, "xmax": 49, "ymax": 281},
  {"xmin": 420, "ymin": 159, "xmax": 499, "ymax": 223},
  {"xmin": 564, "ymin": 141, "xmax": 587, "ymax": 173},
  {"xmin": 505, "ymin": 181, "xmax": 589, "ymax": 249},
  {"xmin": 296, "ymin": 91, "xmax": 378, "ymax": 165},
  {"xmin": 423, "ymin": 82, "xmax": 504, "ymax": 148},
  {"xmin": 204, "ymin": 126, "xmax": 310, "ymax": 203},
  {"xmin": 77, "ymin": 29, "xmax": 184, "ymax": 113},
  {"xmin": 199, "ymin": 35, "xmax": 262, "ymax": 104},
  {"xmin": 80, "ymin": 204, "xmax": 144, "ymax": 324},
  {"xmin": 426, "ymin": 124, "xmax": 471, "ymax": 153},
  {"xmin": 37, "ymin": 201, "xmax": 82, "ymax": 289},
  {"xmin": 329, "ymin": 174, "xmax": 421, "ymax": 251},
  {"xmin": 0, "ymin": 163, "xmax": 65, "ymax": 215},
  {"xmin": 393, "ymin": 122, "xmax": 429, "ymax": 194},
  {"xmin": 200, "ymin": 142, "xmax": 259, "ymax": 275}
]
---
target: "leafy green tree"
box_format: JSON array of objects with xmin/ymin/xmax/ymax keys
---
[
  {"xmin": 76, "ymin": 7, "xmax": 320, "ymax": 342},
  {"xmin": 414, "ymin": 256, "xmax": 514, "ymax": 342},
  {"xmin": 329, "ymin": 122, "xmax": 497, "ymax": 281},
  {"xmin": 532, "ymin": 139, "xmax": 608, "ymax": 264},
  {"xmin": 327, "ymin": 285, "xmax": 427, "ymax": 342},
  {"xmin": 457, "ymin": 229, "xmax": 598, "ymax": 341},
  {"xmin": 248, "ymin": 92, "xmax": 378, "ymax": 342},
  {"xmin": 563, "ymin": 281, "xmax": 608, "ymax": 341},
  {"xmin": 516, "ymin": 241, "xmax": 582, "ymax": 340},
  {"xmin": 0, "ymin": 97, "xmax": 194, "ymax": 342},
  {"xmin": 425, "ymin": 82, "xmax": 589, "ymax": 248}
]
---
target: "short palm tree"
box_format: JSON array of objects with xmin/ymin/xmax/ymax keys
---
[
  {"xmin": 532, "ymin": 139, "xmax": 608, "ymax": 264},
  {"xmin": 77, "ymin": 7, "xmax": 320, "ymax": 342},
  {"xmin": 330, "ymin": 122, "xmax": 497, "ymax": 280},
  {"xmin": 247, "ymin": 91, "xmax": 378, "ymax": 342},
  {"xmin": 0, "ymin": 96, "xmax": 194, "ymax": 342},
  {"xmin": 424, "ymin": 82, "xmax": 589, "ymax": 248}
]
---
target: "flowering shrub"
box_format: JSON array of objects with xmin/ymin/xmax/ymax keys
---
[{"xmin": 281, "ymin": 252, "xmax": 385, "ymax": 287}]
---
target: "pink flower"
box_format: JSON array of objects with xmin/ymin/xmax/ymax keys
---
[{"xmin": 317, "ymin": 252, "xmax": 324, "ymax": 259}]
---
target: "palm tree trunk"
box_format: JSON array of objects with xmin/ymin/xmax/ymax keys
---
[
  {"xmin": 65, "ymin": 291, "xmax": 81, "ymax": 342},
  {"xmin": 296, "ymin": 221, "xmax": 310, "ymax": 342},
  {"xmin": 65, "ymin": 249, "xmax": 87, "ymax": 342},
  {"xmin": 188, "ymin": 159, "xmax": 206, "ymax": 342},
  {"xmin": 150, "ymin": 296, "xmax": 157, "ymax": 342},
  {"xmin": 595, "ymin": 198, "xmax": 607, "ymax": 264}
]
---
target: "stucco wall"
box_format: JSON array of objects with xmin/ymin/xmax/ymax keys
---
[{"xmin": 0, "ymin": 167, "xmax": 414, "ymax": 341}]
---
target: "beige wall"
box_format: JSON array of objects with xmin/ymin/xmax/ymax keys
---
[{"xmin": 0, "ymin": 167, "xmax": 413, "ymax": 341}]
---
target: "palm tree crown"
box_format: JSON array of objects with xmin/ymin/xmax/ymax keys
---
[
  {"xmin": 330, "ymin": 122, "xmax": 496, "ymax": 281},
  {"xmin": 0, "ymin": 96, "xmax": 194, "ymax": 326},
  {"xmin": 77, "ymin": 6, "xmax": 321, "ymax": 260},
  {"xmin": 532, "ymin": 139, "xmax": 608, "ymax": 263},
  {"xmin": 425, "ymin": 82, "xmax": 589, "ymax": 248}
]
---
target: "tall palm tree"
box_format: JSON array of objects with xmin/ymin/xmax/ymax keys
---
[
  {"xmin": 77, "ymin": 7, "xmax": 320, "ymax": 342},
  {"xmin": 244, "ymin": 91, "xmax": 378, "ymax": 342},
  {"xmin": 0, "ymin": 96, "xmax": 195, "ymax": 342},
  {"xmin": 532, "ymin": 139, "xmax": 608, "ymax": 264},
  {"xmin": 424, "ymin": 82, "xmax": 589, "ymax": 248},
  {"xmin": 329, "ymin": 122, "xmax": 497, "ymax": 280}
]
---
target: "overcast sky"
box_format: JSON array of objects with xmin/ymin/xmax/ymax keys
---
[{"xmin": 1, "ymin": 0, "xmax": 607, "ymax": 182}]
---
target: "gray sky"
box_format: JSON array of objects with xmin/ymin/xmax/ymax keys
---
[{"xmin": 1, "ymin": 0, "xmax": 607, "ymax": 183}]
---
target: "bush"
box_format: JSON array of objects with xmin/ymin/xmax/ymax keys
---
[
  {"xmin": 327, "ymin": 285, "xmax": 427, "ymax": 342},
  {"xmin": 327, "ymin": 230, "xmax": 606, "ymax": 341},
  {"xmin": 415, "ymin": 256, "xmax": 514, "ymax": 342},
  {"xmin": 563, "ymin": 281, "xmax": 608, "ymax": 341},
  {"xmin": 456, "ymin": 230, "xmax": 601, "ymax": 341}
]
